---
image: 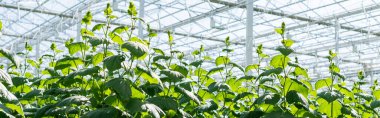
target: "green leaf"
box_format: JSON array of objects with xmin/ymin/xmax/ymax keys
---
[
  {"xmin": 147, "ymin": 24, "xmax": 157, "ymax": 37},
  {"xmin": 175, "ymin": 86, "xmax": 201, "ymax": 105},
  {"xmin": 92, "ymin": 24, "xmax": 105, "ymax": 31},
  {"xmin": 238, "ymin": 75, "xmax": 255, "ymax": 80},
  {"xmin": 215, "ymin": 56, "xmax": 230, "ymax": 66},
  {"xmin": 358, "ymin": 70, "xmax": 365, "ymax": 80},
  {"xmin": 141, "ymin": 83, "xmax": 164, "ymax": 96},
  {"xmin": 92, "ymin": 53, "xmax": 104, "ymax": 65},
  {"xmin": 27, "ymin": 59, "xmax": 38, "ymax": 68},
  {"xmin": 329, "ymin": 64, "xmax": 340, "ymax": 73},
  {"xmin": 208, "ymin": 82, "xmax": 231, "ymax": 93},
  {"xmin": 275, "ymin": 28, "xmax": 283, "ymax": 35},
  {"xmin": 262, "ymin": 111, "xmax": 294, "ymax": 118},
  {"xmin": 270, "ymin": 55, "xmax": 290, "ymax": 68},
  {"xmin": 103, "ymin": 55, "xmax": 125, "ymax": 72},
  {"xmin": 104, "ymin": 95, "xmax": 121, "ymax": 107},
  {"xmin": 259, "ymin": 78, "xmax": 274, "ymax": 84},
  {"xmin": 229, "ymin": 62, "xmax": 244, "ymax": 72},
  {"xmin": 256, "ymin": 44, "xmax": 263, "ymax": 54},
  {"xmin": 82, "ymin": 11, "xmax": 92, "ymax": 25},
  {"xmin": 334, "ymin": 84, "xmax": 353, "ymax": 98},
  {"xmin": 82, "ymin": 107, "xmax": 128, "ymax": 118},
  {"xmin": 5, "ymin": 103, "xmax": 23, "ymax": 117},
  {"xmin": 294, "ymin": 67, "xmax": 308, "ymax": 78},
  {"xmin": 125, "ymin": 99, "xmax": 143, "ymax": 113},
  {"xmin": 160, "ymin": 69, "xmax": 184, "ymax": 83},
  {"xmin": 254, "ymin": 93, "xmax": 280, "ymax": 105},
  {"xmin": 106, "ymin": 79, "xmax": 132, "ymax": 101},
  {"xmin": 373, "ymin": 90, "xmax": 380, "ymax": 100},
  {"xmin": 34, "ymin": 105, "xmax": 54, "ymax": 118},
  {"xmin": 282, "ymin": 78, "xmax": 309, "ymax": 97},
  {"xmin": 260, "ymin": 84, "xmax": 280, "ymax": 93},
  {"xmin": 23, "ymin": 89, "xmax": 43, "ymax": 99},
  {"xmin": 76, "ymin": 66, "xmax": 100, "ymax": 76},
  {"xmin": 11, "ymin": 77, "xmax": 27, "ymax": 86},
  {"xmin": 207, "ymin": 67, "xmax": 224, "ymax": 75},
  {"xmin": 0, "ymin": 20, "xmax": 2, "ymax": 31},
  {"xmin": 281, "ymin": 39, "xmax": 294, "ymax": 47},
  {"xmin": 328, "ymin": 50, "xmax": 337, "ymax": 60},
  {"xmin": 104, "ymin": 3, "xmax": 113, "ymax": 16},
  {"xmin": 286, "ymin": 90, "xmax": 308, "ymax": 106},
  {"xmin": 275, "ymin": 47, "xmax": 293, "ymax": 56},
  {"xmin": 0, "ymin": 69, "xmax": 12, "ymax": 86},
  {"xmin": 135, "ymin": 65, "xmax": 162, "ymax": 85},
  {"xmin": 130, "ymin": 86, "xmax": 145, "ymax": 99},
  {"xmin": 222, "ymin": 48, "xmax": 234, "ymax": 52},
  {"xmin": 141, "ymin": 103, "xmax": 165, "ymax": 118},
  {"xmin": 225, "ymin": 36, "xmax": 230, "ymax": 46},
  {"xmin": 258, "ymin": 68, "xmax": 282, "ymax": 78},
  {"xmin": 122, "ymin": 41, "xmax": 149, "ymax": 58},
  {"xmin": 370, "ymin": 100, "xmax": 380, "ymax": 109},
  {"xmin": 109, "ymin": 33, "xmax": 124, "ymax": 45},
  {"xmin": 146, "ymin": 97, "xmax": 178, "ymax": 110},
  {"xmin": 192, "ymin": 50, "xmax": 200, "ymax": 56},
  {"xmin": 127, "ymin": 2, "xmax": 137, "ymax": 16},
  {"xmin": 0, "ymin": 82, "xmax": 18, "ymax": 103},
  {"xmin": 340, "ymin": 105, "xmax": 359, "ymax": 117},
  {"xmin": 0, "ymin": 110, "xmax": 15, "ymax": 118},
  {"xmin": 111, "ymin": 26, "xmax": 129, "ymax": 34},
  {"xmin": 189, "ymin": 60, "xmax": 203, "ymax": 67},
  {"xmin": 170, "ymin": 64, "xmax": 188, "ymax": 76},
  {"xmin": 317, "ymin": 99, "xmax": 342, "ymax": 118},
  {"xmin": 317, "ymin": 91, "xmax": 342, "ymax": 103},
  {"xmin": 153, "ymin": 55, "xmax": 171, "ymax": 62},
  {"xmin": 55, "ymin": 56, "xmax": 83, "ymax": 70},
  {"xmin": 152, "ymin": 48, "xmax": 165, "ymax": 55},
  {"xmin": 245, "ymin": 64, "xmax": 259, "ymax": 74},
  {"xmin": 167, "ymin": 31, "xmax": 173, "ymax": 45},
  {"xmin": 315, "ymin": 78, "xmax": 332, "ymax": 90},
  {"xmin": 87, "ymin": 36, "xmax": 103, "ymax": 47},
  {"xmin": 233, "ymin": 92, "xmax": 254, "ymax": 102},
  {"xmin": 66, "ymin": 42, "xmax": 89, "ymax": 55},
  {"xmin": 0, "ymin": 48, "xmax": 20, "ymax": 68},
  {"xmin": 196, "ymin": 99, "xmax": 218, "ymax": 112},
  {"xmin": 332, "ymin": 72, "xmax": 345, "ymax": 80},
  {"xmin": 355, "ymin": 93, "xmax": 374, "ymax": 101},
  {"xmin": 81, "ymin": 28, "xmax": 94, "ymax": 36},
  {"xmin": 56, "ymin": 96, "xmax": 89, "ymax": 106}
]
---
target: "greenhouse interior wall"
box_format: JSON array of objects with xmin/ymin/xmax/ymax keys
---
[{"xmin": 0, "ymin": 0, "xmax": 379, "ymax": 117}]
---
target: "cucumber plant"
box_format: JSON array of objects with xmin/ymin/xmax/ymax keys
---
[{"xmin": 0, "ymin": 2, "xmax": 378, "ymax": 118}]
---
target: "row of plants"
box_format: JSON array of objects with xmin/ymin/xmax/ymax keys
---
[{"xmin": 0, "ymin": 2, "xmax": 379, "ymax": 118}]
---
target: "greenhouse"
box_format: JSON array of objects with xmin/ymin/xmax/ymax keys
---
[{"xmin": 0, "ymin": 0, "xmax": 379, "ymax": 117}]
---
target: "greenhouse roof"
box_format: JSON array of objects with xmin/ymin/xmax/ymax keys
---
[{"xmin": 1, "ymin": 0, "xmax": 380, "ymax": 82}]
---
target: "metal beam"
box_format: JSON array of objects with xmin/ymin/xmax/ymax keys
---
[
  {"xmin": 0, "ymin": 0, "xmax": 370, "ymax": 66},
  {"xmin": 160, "ymin": 0, "xmax": 245, "ymax": 31},
  {"xmin": 241, "ymin": 1, "xmax": 380, "ymax": 38},
  {"xmin": 194, "ymin": 0, "xmax": 380, "ymax": 55}
]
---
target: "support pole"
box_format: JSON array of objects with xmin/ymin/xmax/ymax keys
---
[
  {"xmin": 245, "ymin": 0, "xmax": 253, "ymax": 66},
  {"xmin": 35, "ymin": 39, "xmax": 40, "ymax": 60},
  {"xmin": 334, "ymin": 18, "xmax": 340, "ymax": 64},
  {"xmin": 371, "ymin": 59, "xmax": 374, "ymax": 85},
  {"xmin": 76, "ymin": 11, "xmax": 82, "ymax": 42},
  {"xmin": 138, "ymin": 0, "xmax": 145, "ymax": 38}
]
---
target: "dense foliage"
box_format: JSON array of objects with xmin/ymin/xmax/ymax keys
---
[{"xmin": 0, "ymin": 2, "xmax": 379, "ymax": 118}]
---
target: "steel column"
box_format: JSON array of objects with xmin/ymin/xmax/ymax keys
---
[
  {"xmin": 245, "ymin": 0, "xmax": 253, "ymax": 66},
  {"xmin": 138, "ymin": 0, "xmax": 145, "ymax": 38}
]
